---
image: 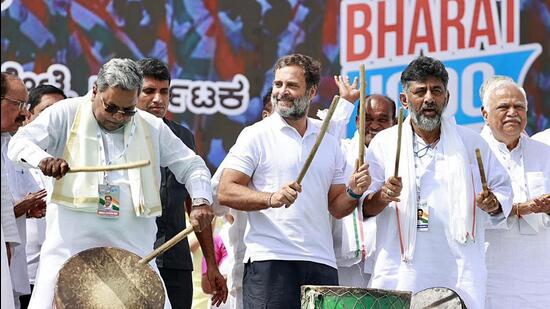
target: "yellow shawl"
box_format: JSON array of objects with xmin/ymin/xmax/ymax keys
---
[{"xmin": 51, "ymin": 99, "xmax": 162, "ymax": 217}]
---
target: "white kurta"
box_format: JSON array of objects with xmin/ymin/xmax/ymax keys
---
[
  {"xmin": 26, "ymin": 169, "xmax": 49, "ymax": 286},
  {"xmin": 6, "ymin": 158, "xmax": 41, "ymax": 297},
  {"xmin": 482, "ymin": 134, "xmax": 550, "ymax": 309},
  {"xmin": 333, "ymin": 132, "xmax": 375, "ymax": 288},
  {"xmin": 1, "ymin": 226, "xmax": 16, "ymax": 309},
  {"xmin": 365, "ymin": 124, "xmax": 512, "ymax": 309},
  {"xmin": 1, "ymin": 133, "xmax": 20, "ymax": 246},
  {"xmin": 531, "ymin": 128, "xmax": 549, "ymax": 145},
  {"xmin": 7, "ymin": 96, "xmax": 213, "ymax": 309}
]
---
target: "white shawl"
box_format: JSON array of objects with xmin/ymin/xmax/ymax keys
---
[{"xmin": 397, "ymin": 116, "xmax": 476, "ymax": 262}]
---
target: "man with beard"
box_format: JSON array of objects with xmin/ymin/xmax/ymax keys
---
[
  {"xmin": 362, "ymin": 56, "xmax": 512, "ymax": 309},
  {"xmin": 479, "ymin": 76, "xmax": 550, "ymax": 309},
  {"xmin": 217, "ymin": 54, "xmax": 371, "ymax": 308}
]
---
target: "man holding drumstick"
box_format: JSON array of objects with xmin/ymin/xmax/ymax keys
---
[
  {"xmin": 217, "ymin": 54, "xmax": 371, "ymax": 309},
  {"xmin": 8, "ymin": 58, "xmax": 215, "ymax": 308},
  {"xmin": 479, "ymin": 76, "xmax": 550, "ymax": 309},
  {"xmin": 363, "ymin": 56, "xmax": 512, "ymax": 309}
]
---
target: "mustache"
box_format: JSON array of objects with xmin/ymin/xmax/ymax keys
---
[
  {"xmin": 274, "ymin": 94, "xmax": 295, "ymax": 102},
  {"xmin": 420, "ymin": 102, "xmax": 438, "ymax": 112}
]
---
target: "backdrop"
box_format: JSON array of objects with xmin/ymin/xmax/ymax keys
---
[{"xmin": 2, "ymin": 0, "xmax": 548, "ymax": 170}]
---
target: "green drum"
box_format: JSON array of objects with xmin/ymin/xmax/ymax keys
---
[{"xmin": 301, "ymin": 285, "xmax": 411, "ymax": 309}]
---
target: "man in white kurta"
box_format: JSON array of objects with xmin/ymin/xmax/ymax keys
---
[
  {"xmin": 363, "ymin": 56, "xmax": 512, "ymax": 309},
  {"xmin": 7, "ymin": 58, "xmax": 214, "ymax": 309},
  {"xmin": 480, "ymin": 77, "xmax": 550, "ymax": 309}
]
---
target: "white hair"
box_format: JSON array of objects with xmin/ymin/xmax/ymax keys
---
[{"xmin": 480, "ymin": 76, "xmax": 527, "ymax": 112}]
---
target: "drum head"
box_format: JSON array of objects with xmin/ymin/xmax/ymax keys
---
[
  {"xmin": 54, "ymin": 247, "xmax": 165, "ymax": 309},
  {"xmin": 411, "ymin": 287, "xmax": 466, "ymax": 309}
]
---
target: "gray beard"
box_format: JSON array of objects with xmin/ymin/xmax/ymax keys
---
[
  {"xmin": 409, "ymin": 104, "xmax": 443, "ymax": 132},
  {"xmin": 271, "ymin": 95, "xmax": 309, "ymax": 120}
]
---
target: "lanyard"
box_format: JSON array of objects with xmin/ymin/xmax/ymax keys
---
[
  {"xmin": 97, "ymin": 118, "xmax": 137, "ymax": 184},
  {"xmin": 412, "ymin": 133, "xmax": 439, "ymax": 207}
]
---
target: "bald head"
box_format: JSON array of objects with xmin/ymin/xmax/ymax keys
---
[{"xmin": 358, "ymin": 94, "xmax": 396, "ymax": 146}]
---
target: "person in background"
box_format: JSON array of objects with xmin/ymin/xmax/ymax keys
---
[
  {"xmin": 136, "ymin": 57, "xmax": 227, "ymax": 309},
  {"xmin": 20, "ymin": 84, "xmax": 66, "ymax": 309},
  {"xmin": 479, "ymin": 76, "xmax": 550, "ymax": 309},
  {"xmin": 2, "ymin": 73, "xmax": 47, "ymax": 309},
  {"xmin": 1, "ymin": 72, "xmax": 25, "ymax": 309},
  {"xmin": 24, "ymin": 85, "xmax": 67, "ymax": 125},
  {"xmin": 332, "ymin": 91, "xmax": 397, "ymax": 288}
]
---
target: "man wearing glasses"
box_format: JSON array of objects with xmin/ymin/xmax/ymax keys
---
[
  {"xmin": 2, "ymin": 73, "xmax": 49, "ymax": 309},
  {"xmin": 7, "ymin": 58, "xmax": 215, "ymax": 308}
]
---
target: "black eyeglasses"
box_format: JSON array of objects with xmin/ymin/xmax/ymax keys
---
[
  {"xmin": 1, "ymin": 96, "xmax": 30, "ymax": 111},
  {"xmin": 99, "ymin": 95, "xmax": 137, "ymax": 116}
]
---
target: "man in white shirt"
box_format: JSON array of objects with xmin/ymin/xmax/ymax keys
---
[
  {"xmin": 8, "ymin": 58, "xmax": 215, "ymax": 309},
  {"xmin": 479, "ymin": 76, "xmax": 550, "ymax": 309},
  {"xmin": 217, "ymin": 54, "xmax": 371, "ymax": 309},
  {"xmin": 363, "ymin": 56, "xmax": 512, "ymax": 309},
  {"xmin": 1, "ymin": 72, "xmax": 25, "ymax": 309},
  {"xmin": 18, "ymin": 84, "xmax": 66, "ymax": 309}
]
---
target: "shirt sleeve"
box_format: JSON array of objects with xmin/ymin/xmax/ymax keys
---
[
  {"xmin": 221, "ymin": 127, "xmax": 259, "ymax": 177},
  {"xmin": 158, "ymin": 122, "xmax": 213, "ymax": 204},
  {"xmin": 317, "ymin": 97, "xmax": 355, "ymax": 139},
  {"xmin": 483, "ymin": 140, "xmax": 514, "ymax": 228}
]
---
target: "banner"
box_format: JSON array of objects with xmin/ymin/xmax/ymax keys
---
[{"xmin": 2, "ymin": 0, "xmax": 548, "ymax": 169}]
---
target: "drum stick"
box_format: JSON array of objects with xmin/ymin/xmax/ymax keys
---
[
  {"xmin": 475, "ymin": 148, "xmax": 488, "ymax": 192},
  {"xmin": 68, "ymin": 160, "xmax": 150, "ymax": 173},
  {"xmin": 296, "ymin": 95, "xmax": 340, "ymax": 184},
  {"xmin": 393, "ymin": 109, "xmax": 405, "ymax": 178},
  {"xmin": 358, "ymin": 65, "xmax": 367, "ymax": 166},
  {"xmin": 140, "ymin": 225, "xmax": 195, "ymax": 264}
]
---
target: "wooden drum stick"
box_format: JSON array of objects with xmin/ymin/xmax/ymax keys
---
[
  {"xmin": 475, "ymin": 148, "xmax": 488, "ymax": 192},
  {"xmin": 68, "ymin": 160, "xmax": 151, "ymax": 173},
  {"xmin": 393, "ymin": 109, "xmax": 405, "ymax": 177},
  {"xmin": 358, "ymin": 65, "xmax": 367, "ymax": 166},
  {"xmin": 296, "ymin": 95, "xmax": 340, "ymax": 184}
]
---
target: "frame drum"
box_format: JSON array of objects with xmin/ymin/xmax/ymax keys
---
[
  {"xmin": 411, "ymin": 287, "xmax": 466, "ymax": 309},
  {"xmin": 54, "ymin": 247, "xmax": 165, "ymax": 309}
]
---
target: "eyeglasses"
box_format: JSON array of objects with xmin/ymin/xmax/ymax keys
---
[
  {"xmin": 1, "ymin": 96, "xmax": 30, "ymax": 111},
  {"xmin": 99, "ymin": 95, "xmax": 137, "ymax": 116}
]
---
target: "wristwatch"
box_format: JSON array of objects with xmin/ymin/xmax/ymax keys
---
[{"xmin": 192, "ymin": 197, "xmax": 210, "ymax": 207}]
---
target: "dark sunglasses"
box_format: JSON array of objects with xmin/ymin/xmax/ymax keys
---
[{"xmin": 99, "ymin": 95, "xmax": 137, "ymax": 116}]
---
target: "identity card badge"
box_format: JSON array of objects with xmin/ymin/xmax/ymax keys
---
[
  {"xmin": 97, "ymin": 184, "xmax": 120, "ymax": 218},
  {"xmin": 417, "ymin": 201, "xmax": 429, "ymax": 231}
]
